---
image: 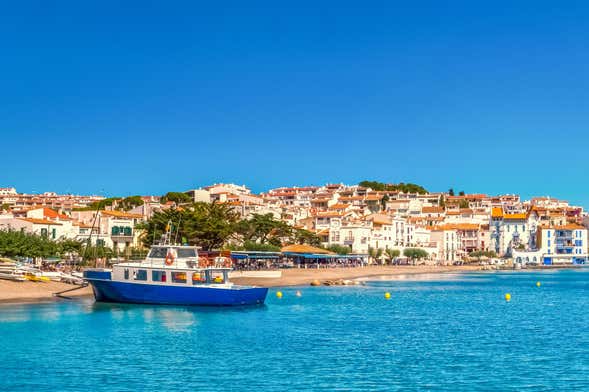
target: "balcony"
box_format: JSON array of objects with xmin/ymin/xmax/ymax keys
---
[{"xmin": 343, "ymin": 237, "xmax": 354, "ymax": 245}]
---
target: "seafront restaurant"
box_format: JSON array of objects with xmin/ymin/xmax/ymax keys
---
[
  {"xmin": 230, "ymin": 251, "xmax": 282, "ymax": 270},
  {"xmin": 280, "ymin": 244, "xmax": 367, "ymax": 268},
  {"xmin": 227, "ymin": 245, "xmax": 367, "ymax": 270}
]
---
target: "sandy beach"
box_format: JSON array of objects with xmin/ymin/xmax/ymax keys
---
[
  {"xmin": 0, "ymin": 280, "xmax": 93, "ymax": 304},
  {"xmin": 0, "ymin": 265, "xmax": 485, "ymax": 304}
]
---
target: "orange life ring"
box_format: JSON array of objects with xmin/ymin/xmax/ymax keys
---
[
  {"xmin": 165, "ymin": 250, "xmax": 176, "ymax": 266},
  {"xmin": 199, "ymin": 256, "xmax": 209, "ymax": 268}
]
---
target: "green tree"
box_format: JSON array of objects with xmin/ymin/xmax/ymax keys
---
[
  {"xmin": 439, "ymin": 195, "xmax": 445, "ymax": 208},
  {"xmin": 326, "ymin": 244, "xmax": 351, "ymax": 255},
  {"xmin": 459, "ymin": 199, "xmax": 470, "ymax": 209},
  {"xmin": 459, "ymin": 190, "xmax": 465, "ymax": 196},
  {"xmin": 448, "ymin": 188, "xmax": 455, "ymax": 196},
  {"xmin": 119, "ymin": 196, "xmax": 144, "ymax": 211},
  {"xmin": 384, "ymin": 248, "xmax": 401, "ymax": 264},
  {"xmin": 161, "ymin": 192, "xmax": 192, "ymax": 204},
  {"xmin": 235, "ymin": 213, "xmax": 292, "ymax": 245},
  {"xmin": 291, "ymin": 228, "xmax": 321, "ymax": 246},
  {"xmin": 403, "ymin": 248, "xmax": 429, "ymax": 264},
  {"xmin": 359, "ymin": 181, "xmax": 428, "ymax": 194}
]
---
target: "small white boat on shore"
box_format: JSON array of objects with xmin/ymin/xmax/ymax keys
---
[{"xmin": 0, "ymin": 263, "xmax": 26, "ymax": 282}]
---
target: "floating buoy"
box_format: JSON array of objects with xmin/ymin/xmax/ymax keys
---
[
  {"xmin": 295, "ymin": 290, "xmax": 302, "ymax": 297},
  {"xmin": 536, "ymin": 281, "xmax": 541, "ymax": 288},
  {"xmin": 384, "ymin": 292, "xmax": 391, "ymax": 300},
  {"xmin": 504, "ymin": 293, "xmax": 511, "ymax": 302},
  {"xmin": 276, "ymin": 291, "xmax": 283, "ymax": 299}
]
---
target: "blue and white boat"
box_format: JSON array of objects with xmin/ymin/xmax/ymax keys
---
[{"xmin": 83, "ymin": 245, "xmax": 268, "ymax": 306}]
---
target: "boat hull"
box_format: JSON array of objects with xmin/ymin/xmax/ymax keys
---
[{"xmin": 85, "ymin": 279, "xmax": 268, "ymax": 307}]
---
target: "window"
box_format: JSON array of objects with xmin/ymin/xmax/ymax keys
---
[
  {"xmin": 52, "ymin": 228, "xmax": 56, "ymax": 239},
  {"xmin": 171, "ymin": 272, "xmax": 187, "ymax": 284},
  {"xmin": 548, "ymin": 240, "xmax": 551, "ymax": 247},
  {"xmin": 152, "ymin": 270, "xmax": 167, "ymax": 282},
  {"xmin": 124, "ymin": 269, "xmax": 129, "ymax": 280},
  {"xmin": 41, "ymin": 228, "xmax": 48, "ymax": 237},
  {"xmin": 210, "ymin": 271, "xmax": 225, "ymax": 284},
  {"xmin": 147, "ymin": 247, "xmax": 168, "ymax": 258},
  {"xmin": 192, "ymin": 271, "xmax": 207, "ymax": 285},
  {"xmin": 134, "ymin": 269, "xmax": 147, "ymax": 281},
  {"xmin": 178, "ymin": 248, "xmax": 197, "ymax": 258},
  {"xmin": 547, "ymin": 231, "xmax": 551, "ymax": 238}
]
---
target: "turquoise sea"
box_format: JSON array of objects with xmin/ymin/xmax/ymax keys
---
[{"xmin": 1, "ymin": 270, "xmax": 589, "ymax": 391}]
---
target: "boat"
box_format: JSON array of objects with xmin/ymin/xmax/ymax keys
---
[
  {"xmin": 0, "ymin": 265, "xmax": 26, "ymax": 282},
  {"xmin": 83, "ymin": 244, "xmax": 268, "ymax": 306},
  {"xmin": 24, "ymin": 271, "xmax": 51, "ymax": 282}
]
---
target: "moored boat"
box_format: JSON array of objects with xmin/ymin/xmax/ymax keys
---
[{"xmin": 83, "ymin": 245, "xmax": 268, "ymax": 306}]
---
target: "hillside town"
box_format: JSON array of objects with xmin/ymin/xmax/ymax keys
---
[{"xmin": 0, "ymin": 182, "xmax": 587, "ymax": 266}]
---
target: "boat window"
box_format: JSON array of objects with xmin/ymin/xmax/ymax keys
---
[
  {"xmin": 152, "ymin": 270, "xmax": 167, "ymax": 282},
  {"xmin": 192, "ymin": 271, "xmax": 207, "ymax": 285},
  {"xmin": 178, "ymin": 248, "xmax": 197, "ymax": 258},
  {"xmin": 171, "ymin": 271, "xmax": 187, "ymax": 284},
  {"xmin": 147, "ymin": 247, "xmax": 168, "ymax": 258},
  {"xmin": 134, "ymin": 269, "xmax": 147, "ymax": 281},
  {"xmin": 210, "ymin": 271, "xmax": 225, "ymax": 284},
  {"xmin": 124, "ymin": 269, "xmax": 129, "ymax": 280}
]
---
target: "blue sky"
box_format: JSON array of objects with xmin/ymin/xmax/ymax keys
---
[{"xmin": 2, "ymin": 1, "xmax": 589, "ymax": 205}]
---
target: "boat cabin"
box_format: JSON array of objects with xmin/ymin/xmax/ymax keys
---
[{"xmin": 111, "ymin": 245, "xmax": 233, "ymax": 287}]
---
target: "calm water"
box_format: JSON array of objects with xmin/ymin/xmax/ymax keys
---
[{"xmin": 1, "ymin": 270, "xmax": 589, "ymax": 391}]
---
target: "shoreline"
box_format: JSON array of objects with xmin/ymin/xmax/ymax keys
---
[{"xmin": 0, "ymin": 264, "xmax": 584, "ymax": 306}]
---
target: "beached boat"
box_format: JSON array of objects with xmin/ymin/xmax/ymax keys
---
[
  {"xmin": 24, "ymin": 271, "xmax": 51, "ymax": 282},
  {"xmin": 83, "ymin": 245, "xmax": 268, "ymax": 306},
  {"xmin": 0, "ymin": 268, "xmax": 26, "ymax": 282}
]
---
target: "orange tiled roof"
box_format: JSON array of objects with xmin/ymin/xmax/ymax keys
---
[
  {"xmin": 503, "ymin": 213, "xmax": 527, "ymax": 220},
  {"xmin": 18, "ymin": 218, "xmax": 62, "ymax": 226},
  {"xmin": 491, "ymin": 207, "xmax": 503, "ymax": 218},
  {"xmin": 101, "ymin": 210, "xmax": 143, "ymax": 219},
  {"xmin": 422, "ymin": 206, "xmax": 444, "ymax": 213},
  {"xmin": 281, "ymin": 244, "xmax": 334, "ymax": 254}
]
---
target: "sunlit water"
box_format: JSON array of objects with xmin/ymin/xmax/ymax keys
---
[{"xmin": 2, "ymin": 270, "xmax": 589, "ymax": 391}]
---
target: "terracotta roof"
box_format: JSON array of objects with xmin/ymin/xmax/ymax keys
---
[
  {"xmin": 491, "ymin": 207, "xmax": 503, "ymax": 218},
  {"xmin": 18, "ymin": 218, "xmax": 62, "ymax": 226},
  {"xmin": 329, "ymin": 203, "xmax": 350, "ymax": 210},
  {"xmin": 503, "ymin": 213, "xmax": 527, "ymax": 220},
  {"xmin": 101, "ymin": 210, "xmax": 143, "ymax": 219},
  {"xmin": 422, "ymin": 206, "xmax": 444, "ymax": 213},
  {"xmin": 542, "ymin": 224, "xmax": 585, "ymax": 230},
  {"xmin": 432, "ymin": 223, "xmax": 480, "ymax": 231},
  {"xmin": 281, "ymin": 244, "xmax": 334, "ymax": 254}
]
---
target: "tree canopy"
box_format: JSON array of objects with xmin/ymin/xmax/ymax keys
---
[
  {"xmin": 403, "ymin": 248, "xmax": 429, "ymax": 260},
  {"xmin": 359, "ymin": 180, "xmax": 428, "ymax": 194},
  {"xmin": 161, "ymin": 192, "xmax": 192, "ymax": 204}
]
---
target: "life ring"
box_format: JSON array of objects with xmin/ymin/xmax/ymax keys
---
[
  {"xmin": 199, "ymin": 256, "xmax": 209, "ymax": 268},
  {"xmin": 165, "ymin": 249, "xmax": 176, "ymax": 266}
]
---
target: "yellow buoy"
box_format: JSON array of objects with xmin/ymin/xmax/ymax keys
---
[
  {"xmin": 295, "ymin": 290, "xmax": 302, "ymax": 297},
  {"xmin": 384, "ymin": 292, "xmax": 391, "ymax": 300},
  {"xmin": 276, "ymin": 291, "xmax": 283, "ymax": 299},
  {"xmin": 504, "ymin": 293, "xmax": 511, "ymax": 301},
  {"xmin": 536, "ymin": 281, "xmax": 541, "ymax": 288}
]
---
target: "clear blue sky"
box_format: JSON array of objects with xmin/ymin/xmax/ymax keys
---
[{"xmin": 2, "ymin": 1, "xmax": 588, "ymax": 205}]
